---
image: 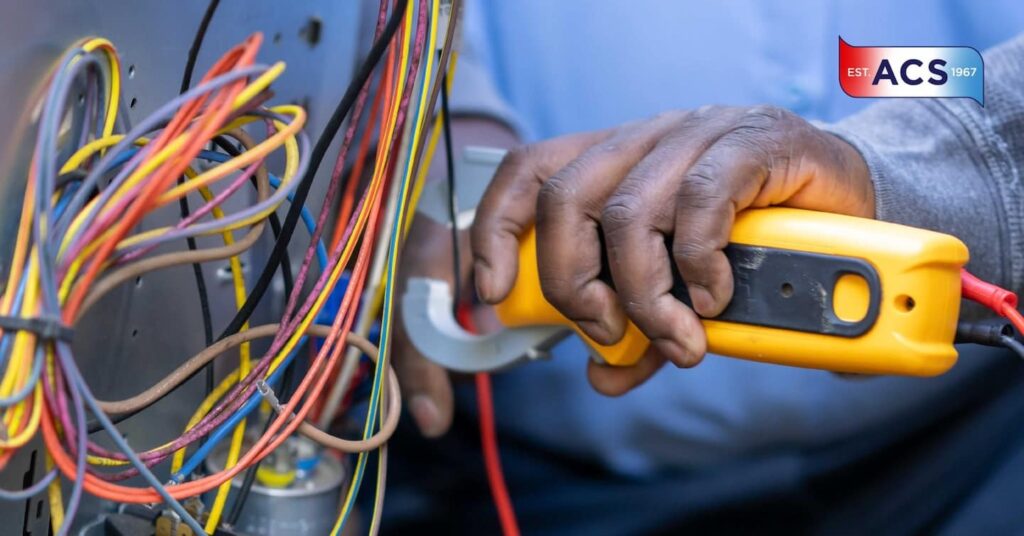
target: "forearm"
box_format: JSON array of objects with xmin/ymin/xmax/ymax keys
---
[{"xmin": 823, "ymin": 34, "xmax": 1024, "ymax": 294}]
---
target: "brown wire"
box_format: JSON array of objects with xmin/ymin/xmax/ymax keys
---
[
  {"xmin": 79, "ymin": 129, "xmax": 270, "ymax": 316},
  {"xmin": 93, "ymin": 323, "xmax": 401, "ymax": 452}
]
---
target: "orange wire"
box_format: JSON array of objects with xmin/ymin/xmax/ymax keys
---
[
  {"xmin": 1002, "ymin": 303, "xmax": 1024, "ymax": 335},
  {"xmin": 43, "ymin": 22, "xmax": 412, "ymax": 498},
  {"xmin": 63, "ymin": 36, "xmax": 261, "ymax": 321},
  {"xmin": 42, "ymin": 150, "xmax": 390, "ymax": 501},
  {"xmin": 315, "ymin": 36, "xmax": 397, "ymax": 421},
  {"xmin": 331, "ymin": 74, "xmax": 387, "ymax": 249}
]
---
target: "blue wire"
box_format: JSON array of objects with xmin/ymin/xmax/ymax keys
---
[
  {"xmin": 334, "ymin": 16, "xmax": 433, "ymax": 532},
  {"xmin": 0, "ymin": 182, "xmax": 78, "ymax": 398},
  {"xmin": 172, "ymin": 338, "xmax": 305, "ymax": 480},
  {"xmin": 102, "ymin": 148, "xmax": 328, "ymax": 270}
]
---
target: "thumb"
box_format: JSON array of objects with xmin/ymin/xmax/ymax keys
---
[
  {"xmin": 393, "ymin": 215, "xmax": 465, "ymax": 437},
  {"xmin": 392, "ymin": 323, "xmax": 455, "ymax": 437}
]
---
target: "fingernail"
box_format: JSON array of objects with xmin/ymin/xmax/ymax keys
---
[
  {"xmin": 410, "ymin": 395, "xmax": 444, "ymax": 438},
  {"xmin": 687, "ymin": 284, "xmax": 717, "ymax": 317},
  {"xmin": 474, "ymin": 261, "xmax": 496, "ymax": 303}
]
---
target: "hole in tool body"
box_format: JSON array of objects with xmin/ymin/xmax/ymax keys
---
[
  {"xmin": 896, "ymin": 294, "xmax": 916, "ymax": 312},
  {"xmin": 833, "ymin": 273, "xmax": 870, "ymax": 322}
]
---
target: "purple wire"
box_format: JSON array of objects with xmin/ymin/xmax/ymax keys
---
[
  {"xmin": 52, "ymin": 65, "xmax": 269, "ymax": 264},
  {"xmin": 117, "ymin": 156, "xmax": 265, "ymax": 263},
  {"xmin": 102, "ymin": 111, "xmax": 309, "ymax": 253}
]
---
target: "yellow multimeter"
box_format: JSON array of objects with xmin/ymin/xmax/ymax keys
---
[{"xmin": 494, "ymin": 207, "xmax": 969, "ymax": 376}]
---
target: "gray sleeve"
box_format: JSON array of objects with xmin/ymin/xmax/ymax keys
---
[
  {"xmin": 447, "ymin": 0, "xmax": 525, "ymax": 136},
  {"xmin": 821, "ymin": 34, "xmax": 1024, "ymax": 293}
]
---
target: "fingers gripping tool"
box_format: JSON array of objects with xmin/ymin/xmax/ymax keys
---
[{"xmin": 402, "ymin": 147, "xmax": 970, "ymax": 376}]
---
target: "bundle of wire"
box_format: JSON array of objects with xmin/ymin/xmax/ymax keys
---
[{"xmin": 0, "ymin": 0, "xmax": 464, "ymax": 533}]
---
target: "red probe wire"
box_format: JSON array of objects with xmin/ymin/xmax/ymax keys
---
[
  {"xmin": 961, "ymin": 268, "xmax": 1024, "ymax": 333},
  {"xmin": 458, "ymin": 305, "xmax": 522, "ymax": 536}
]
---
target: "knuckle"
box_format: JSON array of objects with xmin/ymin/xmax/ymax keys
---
[
  {"xmin": 672, "ymin": 239, "xmax": 715, "ymax": 270},
  {"xmin": 651, "ymin": 109, "xmax": 688, "ymax": 124},
  {"xmin": 620, "ymin": 297, "xmax": 652, "ymax": 322},
  {"xmin": 538, "ymin": 275, "xmax": 576, "ymax": 311},
  {"xmin": 601, "ymin": 189, "xmax": 645, "ymax": 234},
  {"xmin": 536, "ymin": 174, "xmax": 576, "ymax": 213},
  {"xmin": 678, "ymin": 166, "xmax": 726, "ymax": 210},
  {"xmin": 744, "ymin": 104, "xmax": 789, "ymax": 124}
]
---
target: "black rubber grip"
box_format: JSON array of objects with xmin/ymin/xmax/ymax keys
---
[{"xmin": 597, "ymin": 237, "xmax": 882, "ymax": 337}]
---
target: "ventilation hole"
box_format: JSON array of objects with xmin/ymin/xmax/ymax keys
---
[
  {"xmin": 780, "ymin": 282, "xmax": 794, "ymax": 298},
  {"xmin": 135, "ymin": 276, "xmax": 143, "ymax": 288},
  {"xmin": 36, "ymin": 500, "xmax": 43, "ymax": 519},
  {"xmin": 23, "ymin": 450, "xmax": 36, "ymax": 486},
  {"xmin": 22, "ymin": 450, "xmax": 37, "ymax": 531},
  {"xmin": 128, "ymin": 64, "xmax": 136, "ymax": 79},
  {"xmin": 895, "ymin": 295, "xmax": 916, "ymax": 312},
  {"xmin": 129, "ymin": 97, "xmax": 137, "ymax": 109},
  {"xmin": 273, "ymin": 32, "xmax": 283, "ymax": 44},
  {"xmin": 131, "ymin": 328, "xmax": 139, "ymax": 338},
  {"xmin": 77, "ymin": 93, "xmax": 85, "ymax": 105},
  {"xmin": 300, "ymin": 17, "xmax": 323, "ymax": 47}
]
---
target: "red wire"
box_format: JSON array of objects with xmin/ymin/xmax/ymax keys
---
[
  {"xmin": 458, "ymin": 305, "xmax": 521, "ymax": 536},
  {"xmin": 961, "ymin": 268, "xmax": 1024, "ymax": 333}
]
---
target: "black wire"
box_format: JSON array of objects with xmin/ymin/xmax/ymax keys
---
[
  {"xmin": 179, "ymin": 0, "xmax": 222, "ymax": 396},
  {"xmin": 440, "ymin": 73, "xmax": 460, "ymax": 313},
  {"xmin": 180, "ymin": 0, "xmax": 221, "ymax": 95},
  {"xmin": 212, "ymin": 136, "xmax": 296, "ymax": 299},
  {"xmin": 86, "ymin": 0, "xmax": 407, "ymax": 439},
  {"xmin": 214, "ymin": 0, "xmax": 409, "ymax": 344},
  {"xmin": 227, "ymin": 3, "xmax": 409, "ymax": 517},
  {"xmin": 1001, "ymin": 335, "xmax": 1024, "ymax": 360},
  {"xmin": 84, "ymin": 141, "xmax": 295, "ymax": 435}
]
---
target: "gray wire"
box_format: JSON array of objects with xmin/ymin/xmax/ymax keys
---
[
  {"xmin": 51, "ymin": 65, "xmax": 269, "ymax": 252},
  {"xmin": 26, "ymin": 45, "xmax": 206, "ymax": 536},
  {"xmin": 1000, "ymin": 335, "xmax": 1024, "ymax": 360}
]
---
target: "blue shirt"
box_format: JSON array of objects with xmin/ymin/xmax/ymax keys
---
[{"xmin": 449, "ymin": 0, "xmax": 1024, "ymax": 476}]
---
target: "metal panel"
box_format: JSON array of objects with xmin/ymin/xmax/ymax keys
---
[{"xmin": 0, "ymin": 1, "xmax": 367, "ymax": 532}]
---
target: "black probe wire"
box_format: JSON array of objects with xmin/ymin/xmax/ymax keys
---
[
  {"xmin": 178, "ymin": 0, "xmax": 222, "ymax": 397},
  {"xmin": 1001, "ymin": 335, "xmax": 1024, "ymax": 360},
  {"xmin": 440, "ymin": 73, "xmax": 460, "ymax": 313},
  {"xmin": 85, "ymin": 0, "xmax": 411, "ymax": 436}
]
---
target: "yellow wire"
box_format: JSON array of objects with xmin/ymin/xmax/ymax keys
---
[
  {"xmin": 56, "ymin": 64, "xmax": 288, "ymax": 260},
  {"xmin": 336, "ymin": 0, "xmax": 442, "ymax": 531},
  {"xmin": 57, "ymin": 107, "xmax": 303, "ymax": 304},
  {"xmin": 201, "ymin": 181, "xmax": 252, "ymax": 532},
  {"xmin": 170, "ymin": 368, "xmax": 242, "ymax": 474},
  {"xmin": 84, "ymin": 175, "xmax": 251, "ymax": 469},
  {"xmin": 45, "ymin": 454, "xmax": 64, "ymax": 534},
  {"xmin": 79, "ymin": 38, "xmax": 120, "ymax": 140}
]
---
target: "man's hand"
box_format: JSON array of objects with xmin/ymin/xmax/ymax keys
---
[
  {"xmin": 393, "ymin": 117, "xmax": 518, "ymax": 437},
  {"xmin": 470, "ymin": 106, "xmax": 874, "ymax": 396}
]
